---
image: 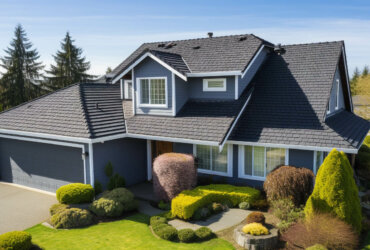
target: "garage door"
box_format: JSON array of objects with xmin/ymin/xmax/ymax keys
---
[{"xmin": 0, "ymin": 138, "xmax": 84, "ymax": 192}]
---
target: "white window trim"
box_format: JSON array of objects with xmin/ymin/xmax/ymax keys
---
[
  {"xmin": 124, "ymin": 80, "xmax": 133, "ymax": 99},
  {"xmin": 193, "ymin": 144, "xmax": 233, "ymax": 177},
  {"xmin": 120, "ymin": 79, "xmax": 124, "ymax": 99},
  {"xmin": 313, "ymin": 151, "xmax": 325, "ymax": 175},
  {"xmin": 136, "ymin": 77, "xmax": 168, "ymax": 108},
  {"xmin": 235, "ymin": 75, "xmax": 239, "ymax": 100},
  {"xmin": 203, "ymin": 78, "xmax": 227, "ymax": 92},
  {"xmin": 238, "ymin": 145, "xmax": 288, "ymax": 181},
  {"xmin": 335, "ymin": 79, "xmax": 340, "ymax": 110}
]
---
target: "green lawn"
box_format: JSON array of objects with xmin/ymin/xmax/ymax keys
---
[{"xmin": 26, "ymin": 213, "xmax": 234, "ymax": 250}]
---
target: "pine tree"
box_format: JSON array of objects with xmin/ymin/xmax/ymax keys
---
[
  {"xmin": 350, "ymin": 67, "xmax": 360, "ymax": 95},
  {"xmin": 46, "ymin": 32, "xmax": 93, "ymax": 91},
  {"xmin": 0, "ymin": 24, "xmax": 44, "ymax": 110},
  {"xmin": 106, "ymin": 67, "xmax": 112, "ymax": 74},
  {"xmin": 362, "ymin": 65, "xmax": 369, "ymax": 77}
]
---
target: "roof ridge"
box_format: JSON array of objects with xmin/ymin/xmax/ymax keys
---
[{"xmin": 282, "ymin": 40, "xmax": 344, "ymax": 47}]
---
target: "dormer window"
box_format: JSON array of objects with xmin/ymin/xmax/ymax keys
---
[
  {"xmin": 203, "ymin": 78, "xmax": 226, "ymax": 92},
  {"xmin": 137, "ymin": 77, "xmax": 167, "ymax": 107}
]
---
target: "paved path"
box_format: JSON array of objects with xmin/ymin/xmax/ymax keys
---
[
  {"xmin": 169, "ymin": 209, "xmax": 251, "ymax": 232},
  {"xmin": 0, "ymin": 182, "xmax": 57, "ymax": 234},
  {"xmin": 137, "ymin": 200, "xmax": 163, "ymax": 216}
]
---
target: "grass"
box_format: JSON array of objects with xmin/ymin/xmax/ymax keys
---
[{"xmin": 26, "ymin": 213, "xmax": 234, "ymax": 250}]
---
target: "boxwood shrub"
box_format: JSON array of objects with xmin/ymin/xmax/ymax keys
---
[
  {"xmin": 150, "ymin": 216, "xmax": 167, "ymax": 227},
  {"xmin": 56, "ymin": 183, "xmax": 94, "ymax": 204},
  {"xmin": 89, "ymin": 198, "xmax": 124, "ymax": 217},
  {"xmin": 171, "ymin": 184, "xmax": 260, "ymax": 219},
  {"xmin": 49, "ymin": 203, "xmax": 69, "ymax": 216},
  {"xmin": 152, "ymin": 224, "xmax": 178, "ymax": 241},
  {"xmin": 0, "ymin": 231, "xmax": 32, "ymax": 250},
  {"xmin": 178, "ymin": 229, "xmax": 196, "ymax": 243},
  {"xmin": 195, "ymin": 227, "xmax": 213, "ymax": 241},
  {"xmin": 50, "ymin": 207, "xmax": 94, "ymax": 229}
]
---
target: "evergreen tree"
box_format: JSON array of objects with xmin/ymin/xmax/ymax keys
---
[
  {"xmin": 362, "ymin": 65, "xmax": 369, "ymax": 77},
  {"xmin": 0, "ymin": 24, "xmax": 44, "ymax": 110},
  {"xmin": 46, "ymin": 32, "xmax": 93, "ymax": 91},
  {"xmin": 350, "ymin": 67, "xmax": 360, "ymax": 95},
  {"xmin": 106, "ymin": 67, "xmax": 112, "ymax": 74}
]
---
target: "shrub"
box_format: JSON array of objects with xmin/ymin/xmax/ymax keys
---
[
  {"xmin": 153, "ymin": 153, "xmax": 197, "ymax": 202},
  {"xmin": 152, "ymin": 224, "xmax": 178, "ymax": 241},
  {"xmin": 94, "ymin": 181, "xmax": 103, "ymax": 195},
  {"xmin": 171, "ymin": 184, "xmax": 260, "ymax": 219},
  {"xmin": 282, "ymin": 213, "xmax": 358, "ymax": 249},
  {"xmin": 242, "ymin": 223, "xmax": 269, "ymax": 236},
  {"xmin": 0, "ymin": 231, "xmax": 32, "ymax": 250},
  {"xmin": 264, "ymin": 165, "xmax": 314, "ymax": 206},
  {"xmin": 357, "ymin": 136, "xmax": 370, "ymax": 171},
  {"xmin": 195, "ymin": 227, "xmax": 213, "ymax": 241},
  {"xmin": 102, "ymin": 188, "xmax": 134, "ymax": 204},
  {"xmin": 239, "ymin": 201, "xmax": 250, "ymax": 210},
  {"xmin": 150, "ymin": 216, "xmax": 167, "ymax": 227},
  {"xmin": 271, "ymin": 198, "xmax": 304, "ymax": 231},
  {"xmin": 178, "ymin": 229, "xmax": 196, "ymax": 243},
  {"xmin": 304, "ymin": 149, "xmax": 362, "ymax": 232},
  {"xmin": 246, "ymin": 211, "xmax": 265, "ymax": 224},
  {"xmin": 50, "ymin": 208, "xmax": 94, "ymax": 229},
  {"xmin": 104, "ymin": 161, "xmax": 113, "ymax": 177},
  {"xmin": 89, "ymin": 198, "xmax": 124, "ymax": 217},
  {"xmin": 158, "ymin": 201, "xmax": 171, "ymax": 210},
  {"xmin": 210, "ymin": 202, "xmax": 224, "ymax": 213},
  {"xmin": 305, "ymin": 244, "xmax": 328, "ymax": 250},
  {"xmin": 107, "ymin": 173, "xmax": 126, "ymax": 190},
  {"xmin": 193, "ymin": 207, "xmax": 210, "ymax": 220},
  {"xmin": 50, "ymin": 203, "xmax": 69, "ymax": 216},
  {"xmin": 222, "ymin": 199, "xmax": 234, "ymax": 209},
  {"xmin": 56, "ymin": 183, "xmax": 94, "ymax": 204},
  {"xmin": 251, "ymin": 199, "xmax": 269, "ymax": 210}
]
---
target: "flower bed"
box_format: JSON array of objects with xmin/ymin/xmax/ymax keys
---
[{"xmin": 171, "ymin": 184, "xmax": 260, "ymax": 220}]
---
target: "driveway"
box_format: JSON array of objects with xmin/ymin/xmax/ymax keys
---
[{"xmin": 0, "ymin": 182, "xmax": 57, "ymax": 234}]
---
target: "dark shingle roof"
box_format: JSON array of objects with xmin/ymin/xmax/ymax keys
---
[
  {"xmin": 125, "ymin": 88, "xmax": 253, "ymax": 143},
  {"xmin": 0, "ymin": 83, "xmax": 125, "ymax": 139},
  {"xmin": 111, "ymin": 34, "xmax": 270, "ymax": 76},
  {"xmin": 150, "ymin": 50, "xmax": 190, "ymax": 75},
  {"xmin": 230, "ymin": 41, "xmax": 370, "ymax": 150}
]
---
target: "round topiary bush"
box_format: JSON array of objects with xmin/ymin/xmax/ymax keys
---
[
  {"xmin": 195, "ymin": 227, "xmax": 213, "ymax": 241},
  {"xmin": 152, "ymin": 224, "xmax": 178, "ymax": 241},
  {"xmin": 56, "ymin": 183, "xmax": 94, "ymax": 204},
  {"xmin": 304, "ymin": 149, "xmax": 362, "ymax": 233},
  {"xmin": 264, "ymin": 165, "xmax": 314, "ymax": 206},
  {"xmin": 49, "ymin": 203, "xmax": 70, "ymax": 216},
  {"xmin": 246, "ymin": 211, "xmax": 266, "ymax": 224},
  {"xmin": 242, "ymin": 223, "xmax": 269, "ymax": 236},
  {"xmin": 0, "ymin": 231, "xmax": 32, "ymax": 250},
  {"xmin": 100, "ymin": 188, "xmax": 137, "ymax": 212},
  {"xmin": 50, "ymin": 207, "xmax": 94, "ymax": 229},
  {"xmin": 89, "ymin": 198, "xmax": 124, "ymax": 217},
  {"xmin": 153, "ymin": 153, "xmax": 196, "ymax": 202},
  {"xmin": 239, "ymin": 201, "xmax": 251, "ymax": 210},
  {"xmin": 178, "ymin": 229, "xmax": 196, "ymax": 243},
  {"xmin": 150, "ymin": 216, "xmax": 167, "ymax": 226}
]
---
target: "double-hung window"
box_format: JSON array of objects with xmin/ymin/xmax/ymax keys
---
[
  {"xmin": 203, "ymin": 78, "xmax": 227, "ymax": 92},
  {"xmin": 239, "ymin": 146, "xmax": 286, "ymax": 180},
  {"xmin": 194, "ymin": 144, "xmax": 232, "ymax": 177},
  {"xmin": 124, "ymin": 80, "xmax": 132, "ymax": 99},
  {"xmin": 137, "ymin": 77, "xmax": 167, "ymax": 107}
]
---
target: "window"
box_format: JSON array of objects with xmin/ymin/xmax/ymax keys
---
[
  {"xmin": 124, "ymin": 80, "xmax": 132, "ymax": 99},
  {"xmin": 137, "ymin": 77, "xmax": 167, "ymax": 107},
  {"xmin": 314, "ymin": 151, "xmax": 328, "ymax": 174},
  {"xmin": 239, "ymin": 145, "xmax": 286, "ymax": 180},
  {"xmin": 203, "ymin": 78, "xmax": 227, "ymax": 92},
  {"xmin": 335, "ymin": 79, "xmax": 340, "ymax": 110},
  {"xmin": 194, "ymin": 144, "xmax": 232, "ymax": 176}
]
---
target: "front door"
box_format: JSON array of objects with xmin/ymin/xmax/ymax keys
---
[{"xmin": 154, "ymin": 141, "xmax": 173, "ymax": 158}]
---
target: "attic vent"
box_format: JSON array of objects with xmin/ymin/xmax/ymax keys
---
[
  {"xmin": 164, "ymin": 42, "xmax": 176, "ymax": 49},
  {"xmin": 192, "ymin": 45, "xmax": 200, "ymax": 49},
  {"xmin": 239, "ymin": 36, "xmax": 247, "ymax": 41},
  {"xmin": 274, "ymin": 43, "xmax": 286, "ymax": 55},
  {"xmin": 157, "ymin": 43, "xmax": 165, "ymax": 48}
]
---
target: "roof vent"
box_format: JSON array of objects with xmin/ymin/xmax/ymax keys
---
[
  {"xmin": 157, "ymin": 43, "xmax": 165, "ymax": 48},
  {"xmin": 193, "ymin": 45, "xmax": 200, "ymax": 49},
  {"xmin": 274, "ymin": 43, "xmax": 286, "ymax": 55},
  {"xmin": 239, "ymin": 36, "xmax": 247, "ymax": 41},
  {"xmin": 207, "ymin": 32, "xmax": 213, "ymax": 38},
  {"xmin": 164, "ymin": 42, "xmax": 176, "ymax": 49}
]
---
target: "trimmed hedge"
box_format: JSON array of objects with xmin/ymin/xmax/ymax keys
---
[
  {"xmin": 171, "ymin": 184, "xmax": 260, "ymax": 219},
  {"xmin": 304, "ymin": 149, "xmax": 362, "ymax": 233},
  {"xmin": 89, "ymin": 198, "xmax": 124, "ymax": 217},
  {"xmin": 56, "ymin": 183, "xmax": 94, "ymax": 204},
  {"xmin": 50, "ymin": 208, "xmax": 94, "ymax": 229},
  {"xmin": 150, "ymin": 216, "xmax": 167, "ymax": 227},
  {"xmin": 178, "ymin": 229, "xmax": 196, "ymax": 243},
  {"xmin": 152, "ymin": 224, "xmax": 178, "ymax": 241},
  {"xmin": 0, "ymin": 231, "xmax": 32, "ymax": 250},
  {"xmin": 242, "ymin": 223, "xmax": 269, "ymax": 236},
  {"xmin": 194, "ymin": 227, "xmax": 213, "ymax": 241}
]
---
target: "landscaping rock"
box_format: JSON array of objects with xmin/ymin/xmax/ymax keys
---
[{"xmin": 234, "ymin": 225, "xmax": 278, "ymax": 250}]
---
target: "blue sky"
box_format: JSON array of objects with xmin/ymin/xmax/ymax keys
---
[{"xmin": 1, "ymin": 0, "xmax": 370, "ymax": 76}]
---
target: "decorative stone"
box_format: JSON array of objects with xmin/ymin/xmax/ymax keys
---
[{"xmin": 233, "ymin": 225, "xmax": 278, "ymax": 250}]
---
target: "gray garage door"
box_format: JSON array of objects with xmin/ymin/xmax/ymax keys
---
[{"xmin": 0, "ymin": 138, "xmax": 84, "ymax": 192}]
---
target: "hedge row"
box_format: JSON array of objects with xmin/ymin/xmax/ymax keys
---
[{"xmin": 171, "ymin": 184, "xmax": 260, "ymax": 219}]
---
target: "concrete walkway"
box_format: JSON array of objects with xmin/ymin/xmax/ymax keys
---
[
  {"xmin": 137, "ymin": 200, "xmax": 163, "ymax": 216},
  {"xmin": 169, "ymin": 209, "xmax": 251, "ymax": 232},
  {"xmin": 0, "ymin": 182, "xmax": 57, "ymax": 234}
]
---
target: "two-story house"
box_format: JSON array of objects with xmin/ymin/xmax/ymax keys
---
[{"xmin": 0, "ymin": 33, "xmax": 368, "ymax": 192}]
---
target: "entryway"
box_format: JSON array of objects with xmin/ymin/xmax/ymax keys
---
[{"xmin": 147, "ymin": 140, "xmax": 174, "ymax": 180}]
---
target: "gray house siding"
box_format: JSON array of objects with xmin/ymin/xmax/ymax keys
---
[
  {"xmin": 134, "ymin": 57, "xmax": 173, "ymax": 116},
  {"xmin": 93, "ymin": 138, "xmax": 147, "ymax": 189},
  {"xmin": 0, "ymin": 138, "xmax": 84, "ymax": 192},
  {"xmin": 188, "ymin": 76, "xmax": 235, "ymax": 100},
  {"xmin": 238, "ymin": 48, "xmax": 269, "ymax": 97},
  {"xmin": 327, "ymin": 67, "xmax": 345, "ymax": 114},
  {"xmin": 175, "ymin": 75, "xmax": 189, "ymax": 113},
  {"xmin": 288, "ymin": 149, "xmax": 314, "ymax": 171}
]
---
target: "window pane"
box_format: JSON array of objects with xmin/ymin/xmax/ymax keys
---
[
  {"xmin": 212, "ymin": 146, "xmax": 227, "ymax": 173},
  {"xmin": 253, "ymin": 146, "xmax": 265, "ymax": 177},
  {"xmin": 208, "ymin": 80, "xmax": 224, "ymax": 88},
  {"xmin": 316, "ymin": 151, "xmax": 323, "ymax": 174},
  {"xmin": 127, "ymin": 82, "xmax": 132, "ymax": 99},
  {"xmin": 244, "ymin": 146, "xmax": 253, "ymax": 175},
  {"xmin": 196, "ymin": 145, "xmax": 211, "ymax": 170},
  {"xmin": 150, "ymin": 79, "xmax": 165, "ymax": 104},
  {"xmin": 266, "ymin": 147, "xmax": 285, "ymax": 174},
  {"xmin": 140, "ymin": 79, "xmax": 149, "ymax": 104}
]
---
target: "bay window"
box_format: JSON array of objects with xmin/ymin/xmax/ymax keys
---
[
  {"xmin": 137, "ymin": 77, "xmax": 167, "ymax": 107},
  {"xmin": 194, "ymin": 144, "xmax": 232, "ymax": 176}
]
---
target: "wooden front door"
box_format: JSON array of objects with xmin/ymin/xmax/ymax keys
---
[{"xmin": 154, "ymin": 141, "xmax": 173, "ymax": 158}]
